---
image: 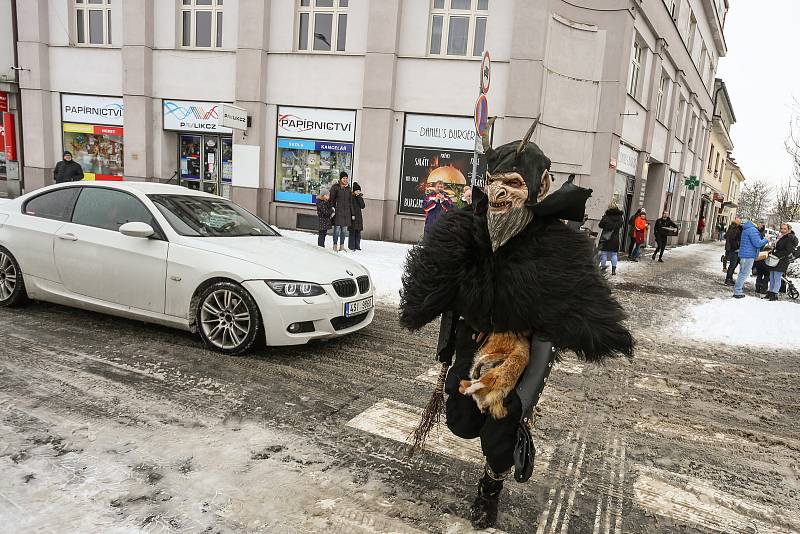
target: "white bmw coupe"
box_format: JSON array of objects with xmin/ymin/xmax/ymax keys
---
[{"xmin": 0, "ymin": 182, "xmax": 374, "ymax": 354}]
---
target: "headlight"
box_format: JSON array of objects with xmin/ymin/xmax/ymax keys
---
[{"xmin": 265, "ymin": 280, "xmax": 326, "ymax": 297}]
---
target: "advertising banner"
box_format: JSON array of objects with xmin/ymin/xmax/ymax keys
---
[
  {"xmin": 274, "ymin": 106, "xmax": 357, "ymax": 205},
  {"xmin": 163, "ymin": 100, "xmax": 233, "ymax": 133},
  {"xmin": 61, "ymin": 94, "xmax": 124, "ymax": 126},
  {"xmin": 399, "ymin": 114, "xmax": 486, "ymax": 216}
]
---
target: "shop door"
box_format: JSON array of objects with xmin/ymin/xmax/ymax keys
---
[{"xmin": 179, "ymin": 134, "xmax": 232, "ymax": 196}]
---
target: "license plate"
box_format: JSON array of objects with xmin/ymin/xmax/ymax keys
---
[{"xmin": 345, "ymin": 296, "xmax": 373, "ymax": 317}]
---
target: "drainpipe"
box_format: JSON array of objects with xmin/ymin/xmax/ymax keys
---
[{"xmin": 10, "ymin": 0, "xmax": 25, "ymax": 194}]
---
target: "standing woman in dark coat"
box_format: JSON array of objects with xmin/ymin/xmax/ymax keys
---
[
  {"xmin": 329, "ymin": 171, "xmax": 352, "ymax": 252},
  {"xmin": 348, "ymin": 182, "xmax": 366, "ymax": 251},
  {"xmin": 765, "ymin": 223, "xmax": 799, "ymax": 301},
  {"xmin": 598, "ymin": 202, "xmax": 624, "ymax": 275}
]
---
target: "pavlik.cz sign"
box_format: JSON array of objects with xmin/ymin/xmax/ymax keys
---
[
  {"xmin": 62, "ymin": 94, "xmax": 124, "ymax": 126},
  {"xmin": 163, "ymin": 100, "xmax": 233, "ymax": 133}
]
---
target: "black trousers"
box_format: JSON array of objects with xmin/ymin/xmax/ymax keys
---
[
  {"xmin": 725, "ymin": 251, "xmax": 738, "ymax": 281},
  {"xmin": 317, "ymin": 227, "xmax": 328, "ymax": 247},
  {"xmin": 444, "ymin": 321, "xmax": 521, "ymax": 474},
  {"xmin": 348, "ymin": 229, "xmax": 362, "ymax": 250},
  {"xmin": 653, "ymin": 237, "xmax": 667, "ymax": 259}
]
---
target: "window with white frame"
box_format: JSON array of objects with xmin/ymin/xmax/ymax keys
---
[
  {"xmin": 181, "ymin": 0, "xmax": 224, "ymax": 49},
  {"xmin": 656, "ymin": 72, "xmax": 668, "ymax": 121},
  {"xmin": 699, "ymin": 42, "xmax": 707, "ymax": 76},
  {"xmin": 687, "ymin": 112, "xmax": 697, "ymax": 148},
  {"xmin": 429, "ymin": 0, "xmax": 489, "ymax": 58},
  {"xmin": 686, "ymin": 10, "xmax": 697, "ymax": 54},
  {"xmin": 74, "ymin": 0, "xmax": 112, "ymax": 46},
  {"xmin": 663, "ymin": 0, "xmax": 677, "ymax": 20},
  {"xmin": 628, "ymin": 39, "xmax": 643, "ymax": 97},
  {"xmin": 297, "ymin": 0, "xmax": 349, "ymax": 53}
]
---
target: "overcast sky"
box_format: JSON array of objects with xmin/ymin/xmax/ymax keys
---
[{"xmin": 717, "ymin": 1, "xmax": 800, "ymax": 191}]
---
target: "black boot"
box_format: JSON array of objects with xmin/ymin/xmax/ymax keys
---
[
  {"xmin": 611, "ymin": 266, "xmax": 617, "ymax": 276},
  {"xmin": 762, "ymin": 291, "xmax": 773, "ymax": 299},
  {"xmin": 769, "ymin": 292, "xmax": 779, "ymax": 301},
  {"xmin": 469, "ymin": 468, "xmax": 505, "ymax": 529}
]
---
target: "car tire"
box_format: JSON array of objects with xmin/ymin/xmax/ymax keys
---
[
  {"xmin": 196, "ymin": 281, "xmax": 261, "ymax": 355},
  {"xmin": 0, "ymin": 246, "xmax": 28, "ymax": 308}
]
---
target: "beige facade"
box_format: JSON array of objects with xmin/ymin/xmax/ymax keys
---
[
  {"xmin": 698, "ymin": 78, "xmax": 734, "ymax": 240},
  {"xmin": 721, "ymin": 156, "xmax": 745, "ymax": 223},
  {"xmin": 10, "ymin": 0, "xmax": 729, "ymax": 243}
]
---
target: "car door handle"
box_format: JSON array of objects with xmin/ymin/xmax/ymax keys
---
[{"xmin": 56, "ymin": 233, "xmax": 78, "ymax": 241}]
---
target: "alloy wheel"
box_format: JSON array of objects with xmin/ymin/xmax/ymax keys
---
[
  {"xmin": 199, "ymin": 289, "xmax": 252, "ymax": 350},
  {"xmin": 0, "ymin": 251, "xmax": 17, "ymax": 302}
]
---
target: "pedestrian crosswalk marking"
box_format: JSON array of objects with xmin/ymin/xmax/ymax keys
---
[
  {"xmin": 632, "ymin": 465, "xmax": 799, "ymax": 534},
  {"xmin": 346, "ymin": 398, "xmax": 552, "ymax": 476}
]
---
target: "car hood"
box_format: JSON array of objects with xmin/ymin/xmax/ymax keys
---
[{"xmin": 181, "ymin": 235, "xmax": 369, "ymax": 283}]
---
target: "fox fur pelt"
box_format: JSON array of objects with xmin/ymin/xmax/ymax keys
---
[{"xmin": 400, "ymin": 209, "xmax": 634, "ymax": 362}]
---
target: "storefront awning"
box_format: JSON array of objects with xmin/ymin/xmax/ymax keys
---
[{"xmin": 723, "ymin": 201, "xmax": 738, "ymax": 208}]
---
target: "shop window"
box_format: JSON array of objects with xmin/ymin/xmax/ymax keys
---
[
  {"xmin": 63, "ymin": 123, "xmax": 124, "ymax": 181},
  {"xmin": 181, "ymin": 0, "xmax": 224, "ymax": 49},
  {"xmin": 297, "ymin": 0, "xmax": 349, "ymax": 53},
  {"xmin": 429, "ymin": 0, "xmax": 489, "ymax": 58},
  {"xmin": 72, "ymin": 188, "xmax": 155, "ymax": 232},
  {"xmin": 74, "ymin": 0, "xmax": 112, "ymax": 46}
]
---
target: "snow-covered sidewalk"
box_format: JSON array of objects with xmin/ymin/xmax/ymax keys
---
[{"xmin": 280, "ymin": 229, "xmax": 411, "ymax": 306}]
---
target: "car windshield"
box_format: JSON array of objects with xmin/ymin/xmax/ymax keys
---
[{"xmin": 148, "ymin": 194, "xmax": 279, "ymax": 238}]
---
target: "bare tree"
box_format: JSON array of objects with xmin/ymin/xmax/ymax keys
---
[
  {"xmin": 773, "ymin": 184, "xmax": 800, "ymax": 223},
  {"xmin": 738, "ymin": 179, "xmax": 773, "ymax": 222}
]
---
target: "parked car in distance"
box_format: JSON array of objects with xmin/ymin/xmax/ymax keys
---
[{"xmin": 0, "ymin": 182, "xmax": 374, "ymax": 354}]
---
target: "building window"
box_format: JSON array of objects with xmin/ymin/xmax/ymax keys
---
[
  {"xmin": 429, "ymin": 0, "xmax": 489, "ymax": 58},
  {"xmin": 664, "ymin": 0, "xmax": 677, "ymax": 20},
  {"xmin": 628, "ymin": 39, "xmax": 643, "ymax": 97},
  {"xmin": 181, "ymin": 0, "xmax": 224, "ymax": 49},
  {"xmin": 656, "ymin": 72, "xmax": 668, "ymax": 121},
  {"xmin": 664, "ymin": 169, "xmax": 677, "ymax": 212},
  {"xmin": 686, "ymin": 10, "xmax": 697, "ymax": 54},
  {"xmin": 687, "ymin": 112, "xmax": 697, "ymax": 149},
  {"xmin": 297, "ymin": 0, "xmax": 349, "ymax": 53},
  {"xmin": 74, "ymin": 0, "xmax": 112, "ymax": 46},
  {"xmin": 707, "ymin": 144, "xmax": 714, "ymax": 171}
]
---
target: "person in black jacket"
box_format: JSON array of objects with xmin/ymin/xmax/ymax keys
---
[
  {"xmin": 651, "ymin": 211, "xmax": 678, "ymax": 262},
  {"xmin": 347, "ymin": 182, "xmax": 366, "ymax": 251},
  {"xmin": 316, "ymin": 186, "xmax": 333, "ymax": 248},
  {"xmin": 53, "ymin": 151, "xmax": 84, "ymax": 183},
  {"xmin": 765, "ymin": 223, "xmax": 799, "ymax": 301},
  {"xmin": 329, "ymin": 171, "xmax": 352, "ymax": 252},
  {"xmin": 598, "ymin": 202, "xmax": 624, "ymax": 275},
  {"xmin": 724, "ymin": 217, "xmax": 742, "ymax": 285}
]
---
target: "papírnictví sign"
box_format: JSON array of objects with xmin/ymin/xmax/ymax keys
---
[{"xmin": 62, "ymin": 94, "xmax": 124, "ymax": 126}]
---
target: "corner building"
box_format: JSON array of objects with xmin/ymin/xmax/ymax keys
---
[{"xmin": 14, "ymin": 0, "xmax": 728, "ymax": 243}]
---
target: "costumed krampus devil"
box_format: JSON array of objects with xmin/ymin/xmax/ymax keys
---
[{"xmin": 399, "ymin": 119, "xmax": 634, "ymax": 529}]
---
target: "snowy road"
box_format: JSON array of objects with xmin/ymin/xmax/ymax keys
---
[{"xmin": 1, "ymin": 238, "xmax": 799, "ymax": 533}]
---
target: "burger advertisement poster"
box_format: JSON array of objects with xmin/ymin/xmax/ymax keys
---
[{"xmin": 399, "ymin": 114, "xmax": 486, "ymax": 216}]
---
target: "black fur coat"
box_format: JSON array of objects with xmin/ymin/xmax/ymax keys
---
[{"xmin": 400, "ymin": 209, "xmax": 634, "ymax": 362}]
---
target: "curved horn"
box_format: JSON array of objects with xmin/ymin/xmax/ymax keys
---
[
  {"xmin": 515, "ymin": 117, "xmax": 540, "ymax": 157},
  {"xmin": 481, "ymin": 117, "xmax": 496, "ymax": 154}
]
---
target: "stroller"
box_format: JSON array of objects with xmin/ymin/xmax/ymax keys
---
[{"xmin": 783, "ymin": 246, "xmax": 800, "ymax": 300}]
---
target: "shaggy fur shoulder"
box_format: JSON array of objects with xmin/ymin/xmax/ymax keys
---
[{"xmin": 400, "ymin": 210, "xmax": 634, "ymax": 362}]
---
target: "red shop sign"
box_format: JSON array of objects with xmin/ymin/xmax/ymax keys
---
[
  {"xmin": 0, "ymin": 92, "xmax": 8, "ymax": 113},
  {"xmin": 94, "ymin": 125, "xmax": 123, "ymax": 136},
  {"xmin": 3, "ymin": 113, "xmax": 17, "ymax": 161}
]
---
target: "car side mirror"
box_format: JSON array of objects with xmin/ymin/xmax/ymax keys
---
[{"xmin": 119, "ymin": 221, "xmax": 155, "ymax": 238}]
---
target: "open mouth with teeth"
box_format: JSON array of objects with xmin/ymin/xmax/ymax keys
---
[{"xmin": 489, "ymin": 200, "xmax": 511, "ymax": 210}]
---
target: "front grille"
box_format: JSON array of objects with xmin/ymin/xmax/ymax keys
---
[
  {"xmin": 332, "ymin": 279, "xmax": 357, "ymax": 298},
  {"xmin": 357, "ymin": 275, "xmax": 370, "ymax": 294},
  {"xmin": 331, "ymin": 312, "xmax": 369, "ymax": 331}
]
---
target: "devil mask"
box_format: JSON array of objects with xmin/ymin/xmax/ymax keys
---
[{"xmin": 477, "ymin": 118, "xmax": 593, "ymax": 251}]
